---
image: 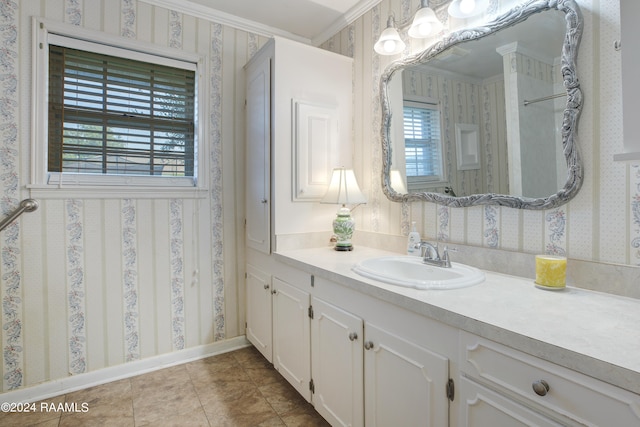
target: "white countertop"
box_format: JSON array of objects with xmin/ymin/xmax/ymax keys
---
[{"xmin": 275, "ymin": 246, "xmax": 640, "ymax": 395}]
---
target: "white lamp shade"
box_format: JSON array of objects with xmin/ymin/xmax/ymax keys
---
[
  {"xmin": 408, "ymin": 7, "xmax": 443, "ymax": 38},
  {"xmin": 374, "ymin": 26, "xmax": 406, "ymax": 55},
  {"xmin": 448, "ymin": 0, "xmax": 490, "ymax": 19},
  {"xmin": 321, "ymin": 168, "xmax": 367, "ymax": 205}
]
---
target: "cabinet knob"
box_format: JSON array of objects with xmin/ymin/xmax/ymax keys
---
[
  {"xmin": 532, "ymin": 380, "xmax": 550, "ymax": 396},
  {"xmin": 364, "ymin": 341, "xmax": 374, "ymax": 350},
  {"xmin": 261, "ymin": 198, "xmax": 268, "ymax": 204},
  {"xmin": 348, "ymin": 332, "xmax": 358, "ymax": 341},
  {"xmin": 263, "ymin": 284, "xmax": 270, "ymax": 290},
  {"xmin": 271, "ymin": 289, "xmax": 277, "ymax": 295}
]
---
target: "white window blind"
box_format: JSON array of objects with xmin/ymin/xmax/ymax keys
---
[
  {"xmin": 403, "ymin": 102, "xmax": 442, "ymax": 180},
  {"xmin": 48, "ymin": 44, "xmax": 196, "ymax": 177}
]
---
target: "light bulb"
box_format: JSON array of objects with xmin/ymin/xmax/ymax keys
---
[
  {"xmin": 460, "ymin": 0, "xmax": 476, "ymax": 14},
  {"xmin": 383, "ymin": 40, "xmax": 397, "ymax": 53},
  {"xmin": 417, "ymin": 22, "xmax": 432, "ymax": 37}
]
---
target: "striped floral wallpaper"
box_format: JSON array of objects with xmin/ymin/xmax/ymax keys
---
[
  {"xmin": 322, "ymin": 0, "xmax": 640, "ymax": 267},
  {"xmin": 0, "ymin": 0, "xmax": 267, "ymax": 392}
]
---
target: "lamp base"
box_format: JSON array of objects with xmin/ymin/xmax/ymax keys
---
[
  {"xmin": 332, "ymin": 206, "xmax": 356, "ymax": 253},
  {"xmin": 334, "ymin": 244, "xmax": 354, "ymax": 251}
]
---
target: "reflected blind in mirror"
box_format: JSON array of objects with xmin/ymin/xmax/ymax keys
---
[{"xmin": 403, "ymin": 102, "xmax": 442, "ymax": 180}]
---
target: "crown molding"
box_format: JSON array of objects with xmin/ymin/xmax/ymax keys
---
[
  {"xmin": 138, "ymin": 0, "xmax": 311, "ymax": 44},
  {"xmin": 313, "ymin": 0, "xmax": 383, "ymax": 46}
]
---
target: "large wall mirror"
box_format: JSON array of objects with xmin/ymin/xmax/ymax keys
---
[{"xmin": 381, "ymin": 0, "xmax": 583, "ymax": 209}]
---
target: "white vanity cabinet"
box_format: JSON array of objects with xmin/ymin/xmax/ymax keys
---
[
  {"xmin": 272, "ymin": 276, "xmax": 312, "ymax": 401},
  {"xmin": 311, "ymin": 275, "xmax": 454, "ymax": 427},
  {"xmin": 311, "ymin": 297, "xmax": 364, "ymax": 427},
  {"xmin": 458, "ymin": 331, "xmax": 640, "ymax": 426},
  {"xmin": 363, "ymin": 321, "xmax": 450, "ymax": 427},
  {"xmin": 260, "ymin": 266, "xmax": 454, "ymax": 427},
  {"xmin": 245, "ymin": 264, "xmax": 273, "ymax": 362}
]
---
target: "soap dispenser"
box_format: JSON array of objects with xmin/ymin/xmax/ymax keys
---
[{"xmin": 407, "ymin": 222, "xmax": 421, "ymax": 255}]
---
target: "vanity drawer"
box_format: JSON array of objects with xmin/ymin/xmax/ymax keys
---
[{"xmin": 459, "ymin": 331, "xmax": 640, "ymax": 426}]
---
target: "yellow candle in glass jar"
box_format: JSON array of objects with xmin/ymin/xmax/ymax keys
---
[{"xmin": 535, "ymin": 255, "xmax": 567, "ymax": 288}]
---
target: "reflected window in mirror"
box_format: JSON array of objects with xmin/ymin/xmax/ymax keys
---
[{"xmin": 403, "ymin": 98, "xmax": 446, "ymax": 191}]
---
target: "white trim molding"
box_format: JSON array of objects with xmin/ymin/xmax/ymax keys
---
[
  {"xmin": 1, "ymin": 337, "xmax": 250, "ymax": 404},
  {"xmin": 139, "ymin": 0, "xmax": 383, "ymax": 47},
  {"xmin": 139, "ymin": 0, "xmax": 310, "ymax": 43}
]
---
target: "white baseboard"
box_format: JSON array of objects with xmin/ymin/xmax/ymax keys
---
[{"xmin": 0, "ymin": 336, "xmax": 251, "ymax": 403}]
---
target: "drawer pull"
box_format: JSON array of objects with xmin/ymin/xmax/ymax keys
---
[
  {"xmin": 532, "ymin": 380, "xmax": 550, "ymax": 396},
  {"xmin": 348, "ymin": 332, "xmax": 358, "ymax": 341},
  {"xmin": 263, "ymin": 284, "xmax": 270, "ymax": 290},
  {"xmin": 364, "ymin": 341, "xmax": 374, "ymax": 350}
]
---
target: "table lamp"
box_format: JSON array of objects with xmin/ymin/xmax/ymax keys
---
[{"xmin": 321, "ymin": 168, "xmax": 367, "ymax": 251}]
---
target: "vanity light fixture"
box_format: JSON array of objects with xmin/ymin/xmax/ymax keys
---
[
  {"xmin": 375, "ymin": 0, "xmax": 443, "ymax": 56},
  {"xmin": 447, "ymin": 0, "xmax": 490, "ymax": 19},
  {"xmin": 374, "ymin": 16, "xmax": 406, "ymax": 55},
  {"xmin": 321, "ymin": 168, "xmax": 367, "ymax": 251},
  {"xmin": 408, "ymin": 0, "xmax": 444, "ymax": 38}
]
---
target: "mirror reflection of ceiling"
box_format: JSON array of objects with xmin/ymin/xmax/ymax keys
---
[{"xmin": 427, "ymin": 12, "xmax": 565, "ymax": 79}]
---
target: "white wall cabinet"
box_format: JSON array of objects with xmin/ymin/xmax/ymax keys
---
[
  {"xmin": 243, "ymin": 37, "xmax": 353, "ymax": 255},
  {"xmin": 245, "ymin": 53, "xmax": 271, "ymax": 254},
  {"xmin": 459, "ymin": 331, "xmax": 640, "ymax": 426}
]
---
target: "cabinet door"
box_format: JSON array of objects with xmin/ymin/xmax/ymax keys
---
[
  {"xmin": 273, "ymin": 277, "xmax": 311, "ymax": 401},
  {"xmin": 364, "ymin": 322, "xmax": 449, "ymax": 427},
  {"xmin": 459, "ymin": 377, "xmax": 563, "ymax": 427},
  {"xmin": 245, "ymin": 55, "xmax": 271, "ymax": 253},
  {"xmin": 245, "ymin": 264, "xmax": 272, "ymax": 363},
  {"xmin": 311, "ymin": 297, "xmax": 364, "ymax": 427}
]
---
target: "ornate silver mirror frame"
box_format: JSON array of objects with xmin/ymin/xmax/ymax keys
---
[{"xmin": 381, "ymin": 0, "xmax": 583, "ymax": 209}]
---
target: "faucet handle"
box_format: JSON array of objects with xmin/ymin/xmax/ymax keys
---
[{"xmin": 441, "ymin": 246, "xmax": 456, "ymax": 268}]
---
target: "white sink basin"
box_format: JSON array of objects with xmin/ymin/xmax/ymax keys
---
[{"xmin": 352, "ymin": 256, "xmax": 485, "ymax": 290}]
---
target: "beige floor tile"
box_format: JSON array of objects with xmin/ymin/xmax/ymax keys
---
[
  {"xmin": 279, "ymin": 405, "xmax": 331, "ymax": 427},
  {"xmin": 194, "ymin": 376, "xmax": 257, "ymax": 408},
  {"xmin": 61, "ymin": 380, "xmax": 134, "ymax": 427},
  {"xmin": 133, "ymin": 384, "xmax": 202, "ymax": 426},
  {"xmin": 0, "ymin": 395, "xmax": 65, "ymax": 427},
  {"xmin": 132, "ymin": 365, "xmax": 202, "ymax": 426},
  {"xmin": 2, "ymin": 346, "xmax": 330, "ymax": 427},
  {"xmin": 189, "ymin": 361, "xmax": 253, "ymax": 385},
  {"xmin": 59, "ymin": 412, "xmax": 135, "ymax": 426},
  {"xmin": 232, "ymin": 346, "xmax": 272, "ymax": 369},
  {"xmin": 258, "ymin": 378, "xmax": 308, "ymax": 415},
  {"xmin": 244, "ymin": 364, "xmax": 283, "ymax": 387},
  {"xmin": 137, "ymin": 406, "xmax": 210, "ymax": 426}
]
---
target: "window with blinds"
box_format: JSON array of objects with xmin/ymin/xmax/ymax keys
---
[
  {"xmin": 48, "ymin": 45, "xmax": 196, "ymax": 178},
  {"xmin": 403, "ymin": 101, "xmax": 443, "ymax": 183}
]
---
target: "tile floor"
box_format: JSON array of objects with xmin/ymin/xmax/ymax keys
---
[{"xmin": 0, "ymin": 346, "xmax": 330, "ymax": 426}]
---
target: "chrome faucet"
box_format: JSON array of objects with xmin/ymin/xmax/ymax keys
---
[{"xmin": 417, "ymin": 241, "xmax": 452, "ymax": 268}]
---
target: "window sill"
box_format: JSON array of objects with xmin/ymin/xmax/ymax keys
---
[{"xmin": 27, "ymin": 185, "xmax": 209, "ymax": 199}]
